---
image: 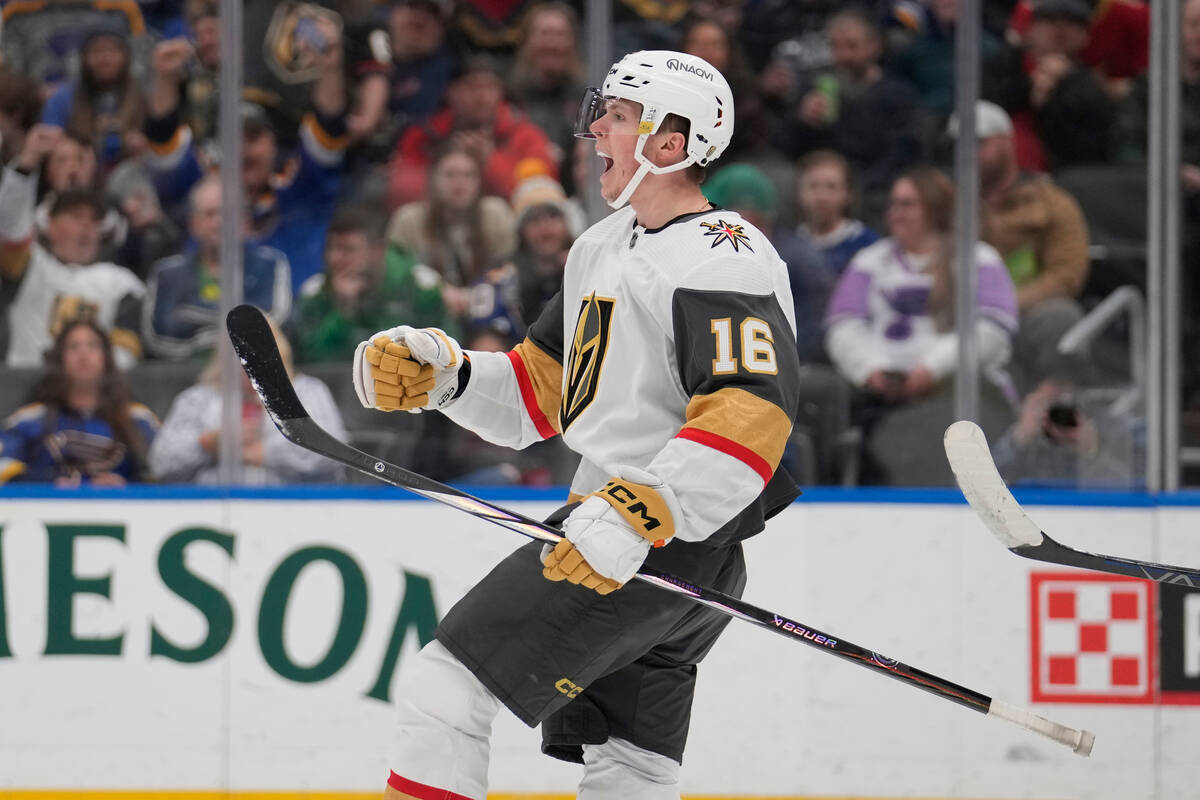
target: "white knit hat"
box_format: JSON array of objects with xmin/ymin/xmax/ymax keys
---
[{"xmin": 946, "ymin": 100, "xmax": 1014, "ymax": 140}]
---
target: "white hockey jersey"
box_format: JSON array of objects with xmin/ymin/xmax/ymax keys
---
[
  {"xmin": 0, "ymin": 166, "xmax": 146, "ymax": 369},
  {"xmin": 5, "ymin": 248, "xmax": 146, "ymax": 368},
  {"xmin": 444, "ymin": 206, "xmax": 803, "ymax": 546}
]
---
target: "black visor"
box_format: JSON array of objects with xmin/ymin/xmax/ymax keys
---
[{"xmin": 574, "ymin": 87, "xmax": 606, "ymax": 140}]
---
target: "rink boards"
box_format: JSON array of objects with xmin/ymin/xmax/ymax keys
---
[{"xmin": 0, "ymin": 486, "xmax": 1198, "ymax": 800}]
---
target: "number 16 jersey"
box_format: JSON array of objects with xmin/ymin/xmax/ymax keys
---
[{"xmin": 443, "ymin": 205, "xmax": 804, "ymax": 546}]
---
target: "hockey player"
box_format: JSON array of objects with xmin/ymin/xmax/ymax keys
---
[{"xmin": 352, "ymin": 50, "xmax": 803, "ymax": 799}]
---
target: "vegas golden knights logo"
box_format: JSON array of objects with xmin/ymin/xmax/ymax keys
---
[{"xmin": 561, "ymin": 292, "xmax": 615, "ymax": 431}]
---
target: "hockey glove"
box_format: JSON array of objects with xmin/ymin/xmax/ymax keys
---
[
  {"xmin": 353, "ymin": 326, "xmax": 463, "ymax": 412},
  {"xmin": 543, "ymin": 466, "xmax": 683, "ymax": 595}
]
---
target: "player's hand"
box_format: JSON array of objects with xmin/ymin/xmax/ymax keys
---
[
  {"xmin": 352, "ymin": 326, "xmax": 462, "ymax": 412},
  {"xmin": 352, "ymin": 327, "xmax": 434, "ymax": 411},
  {"xmin": 542, "ymin": 539, "xmax": 624, "ymax": 594},
  {"xmin": 543, "ymin": 467, "xmax": 683, "ymax": 594}
]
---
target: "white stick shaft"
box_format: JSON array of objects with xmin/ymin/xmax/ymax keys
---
[{"xmin": 987, "ymin": 698, "xmax": 1095, "ymax": 756}]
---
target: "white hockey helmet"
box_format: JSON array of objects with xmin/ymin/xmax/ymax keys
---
[{"xmin": 575, "ymin": 50, "xmax": 735, "ymax": 208}]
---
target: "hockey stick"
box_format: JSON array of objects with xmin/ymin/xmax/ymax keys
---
[
  {"xmin": 945, "ymin": 420, "xmax": 1200, "ymax": 587},
  {"xmin": 227, "ymin": 304, "xmax": 1094, "ymax": 756}
]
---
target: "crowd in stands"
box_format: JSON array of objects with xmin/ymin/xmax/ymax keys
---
[{"xmin": 0, "ymin": 0, "xmax": 1167, "ymax": 489}]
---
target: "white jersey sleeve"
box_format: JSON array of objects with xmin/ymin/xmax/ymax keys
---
[
  {"xmin": 446, "ymin": 207, "xmax": 804, "ymax": 545},
  {"xmin": 439, "ymin": 289, "xmax": 565, "ymax": 450}
]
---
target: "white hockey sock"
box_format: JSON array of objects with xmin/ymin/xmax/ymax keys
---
[
  {"xmin": 577, "ymin": 736, "xmax": 681, "ymax": 800},
  {"xmin": 389, "ymin": 640, "xmax": 500, "ymax": 800}
]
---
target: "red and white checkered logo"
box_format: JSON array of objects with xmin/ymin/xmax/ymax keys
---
[{"xmin": 1031, "ymin": 572, "xmax": 1157, "ymax": 704}]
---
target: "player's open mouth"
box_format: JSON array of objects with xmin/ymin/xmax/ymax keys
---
[{"xmin": 597, "ymin": 152, "xmax": 614, "ymax": 175}]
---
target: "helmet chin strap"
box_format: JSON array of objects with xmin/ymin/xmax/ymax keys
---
[
  {"xmin": 607, "ymin": 132, "xmax": 696, "ymax": 210},
  {"xmin": 608, "ymin": 161, "xmax": 652, "ymax": 210}
]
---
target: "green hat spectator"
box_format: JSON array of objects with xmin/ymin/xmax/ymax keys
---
[{"xmin": 702, "ymin": 163, "xmax": 779, "ymax": 217}]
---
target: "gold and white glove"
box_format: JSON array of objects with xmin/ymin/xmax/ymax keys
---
[
  {"xmin": 352, "ymin": 326, "xmax": 464, "ymax": 412},
  {"xmin": 543, "ymin": 466, "xmax": 683, "ymax": 595}
]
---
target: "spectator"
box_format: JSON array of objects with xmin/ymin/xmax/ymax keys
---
[
  {"xmin": 752, "ymin": 0, "xmax": 843, "ymax": 124},
  {"xmin": 453, "ymin": 0, "xmax": 545, "ymax": 56},
  {"xmin": 103, "ymin": 160, "xmax": 185, "ymax": 281},
  {"xmin": 503, "ymin": 175, "xmax": 580, "ymax": 325},
  {"xmin": 387, "ymin": 55, "xmax": 559, "ymax": 209},
  {"xmin": 703, "ymin": 162, "xmax": 834, "ymax": 364},
  {"xmin": 176, "ymin": 0, "xmax": 221, "ymax": 146},
  {"xmin": 1007, "ymin": 0, "xmax": 1149, "ymax": 99},
  {"xmin": 289, "ymin": 204, "xmax": 456, "ymax": 363},
  {"xmin": 1113, "ymin": 0, "xmax": 1200, "ymax": 405},
  {"xmin": 888, "ymin": 0, "xmax": 1008, "ymax": 121},
  {"xmin": 143, "ymin": 30, "xmax": 348, "ymax": 291},
  {"xmin": 41, "ymin": 24, "xmax": 148, "ymax": 172},
  {"xmin": 1, "ymin": 125, "xmax": 146, "ymax": 369},
  {"xmin": 740, "ymin": 0, "xmax": 842, "ymax": 74},
  {"xmin": 507, "ymin": 2, "xmax": 585, "ymax": 172},
  {"xmin": 680, "ymin": 17, "xmax": 772, "ymax": 160},
  {"xmin": 782, "ymin": 7, "xmax": 925, "ymax": 226},
  {"xmin": 987, "ymin": 0, "xmax": 1116, "ymax": 171},
  {"xmin": 314, "ymin": 0, "xmax": 431, "ymax": 201},
  {"xmin": 375, "ymin": 0, "xmax": 457, "ymax": 142},
  {"xmin": 956, "ymin": 101, "xmax": 1090, "ymax": 391},
  {"xmin": 242, "ymin": 0, "xmax": 346, "ymax": 136},
  {"xmin": 388, "ymin": 143, "xmax": 518, "ymax": 320},
  {"xmin": 0, "ymin": 319, "xmax": 157, "ymax": 486},
  {"xmin": 0, "ymin": 67, "xmax": 45, "ymax": 364},
  {"xmin": 611, "ymin": 0, "xmax": 690, "ymax": 54},
  {"xmin": 32, "ymin": 131, "xmax": 168, "ymax": 276},
  {"xmin": 38, "ymin": 129, "xmax": 100, "ymax": 198},
  {"xmin": 0, "ymin": 0, "xmax": 151, "ymax": 90},
  {"xmin": 0, "ymin": 67, "xmax": 44, "ymax": 166},
  {"xmin": 992, "ymin": 375, "xmax": 1142, "ymax": 487},
  {"xmin": 243, "ymin": 4, "xmax": 388, "ymax": 156},
  {"xmin": 35, "ymin": 131, "xmax": 109, "ymax": 250},
  {"xmin": 825, "ymin": 167, "xmax": 1018, "ymax": 484},
  {"xmin": 1113, "ymin": 0, "xmax": 1200, "ymax": 176},
  {"xmin": 463, "ymin": 262, "xmax": 525, "ymax": 340},
  {"xmin": 339, "ymin": 16, "xmax": 391, "ymax": 147},
  {"xmin": 468, "ymin": 176, "xmax": 581, "ymax": 340},
  {"xmin": 148, "ymin": 320, "xmax": 346, "ymax": 484},
  {"xmin": 143, "ymin": 174, "xmax": 291, "ymax": 360},
  {"xmin": 139, "ymin": 0, "xmax": 189, "ymax": 38},
  {"xmin": 796, "ymin": 149, "xmax": 881, "ymax": 277}
]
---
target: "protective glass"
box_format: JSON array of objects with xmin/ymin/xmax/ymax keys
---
[{"xmin": 574, "ymin": 87, "xmax": 606, "ymax": 139}]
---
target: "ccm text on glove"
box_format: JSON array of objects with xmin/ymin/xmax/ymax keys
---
[{"xmin": 543, "ymin": 471, "xmax": 682, "ymax": 595}]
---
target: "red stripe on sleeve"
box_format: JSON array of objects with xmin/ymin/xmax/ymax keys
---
[
  {"xmin": 676, "ymin": 427, "xmax": 773, "ymax": 484},
  {"xmin": 388, "ymin": 771, "xmax": 473, "ymax": 800},
  {"xmin": 506, "ymin": 349, "xmax": 557, "ymax": 440}
]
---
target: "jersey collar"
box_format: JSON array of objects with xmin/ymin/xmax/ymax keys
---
[{"xmin": 634, "ymin": 204, "xmax": 723, "ymax": 235}]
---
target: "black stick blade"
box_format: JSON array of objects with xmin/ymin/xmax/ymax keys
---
[{"xmin": 226, "ymin": 304, "xmax": 307, "ymax": 422}]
